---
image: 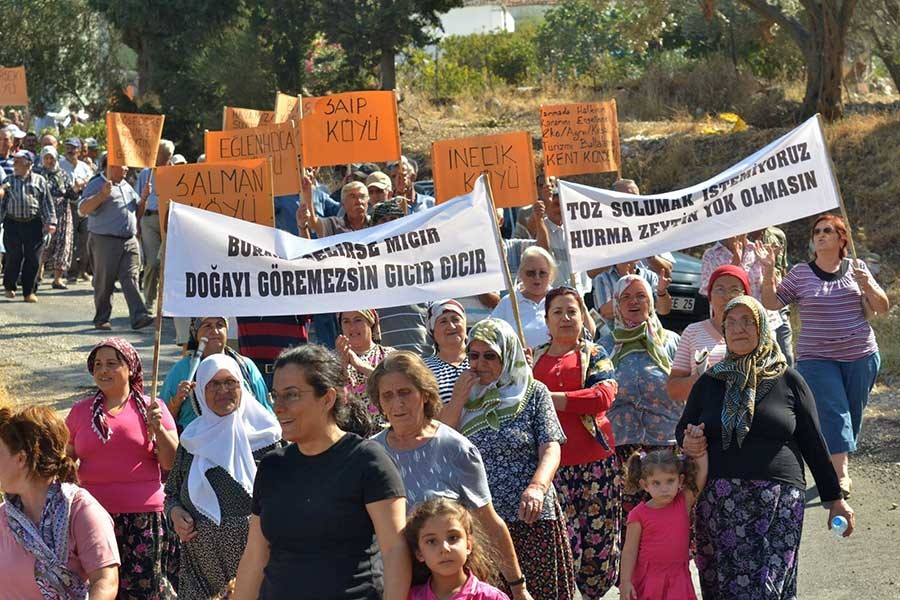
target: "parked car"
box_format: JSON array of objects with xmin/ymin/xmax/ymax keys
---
[{"xmin": 659, "ymin": 251, "xmax": 709, "ymax": 333}]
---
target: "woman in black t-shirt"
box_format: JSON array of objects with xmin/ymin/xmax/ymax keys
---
[
  {"xmin": 233, "ymin": 345, "xmax": 409, "ymax": 600},
  {"xmin": 677, "ymin": 296, "xmax": 854, "ymax": 600}
]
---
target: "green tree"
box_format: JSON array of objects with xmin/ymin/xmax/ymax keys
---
[
  {"xmin": 853, "ymin": 0, "xmax": 900, "ymax": 91},
  {"xmin": 0, "ymin": 0, "xmax": 128, "ymax": 111}
]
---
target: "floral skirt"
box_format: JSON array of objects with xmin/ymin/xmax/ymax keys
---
[
  {"xmin": 505, "ymin": 500, "xmax": 577, "ymax": 600},
  {"xmin": 111, "ymin": 511, "xmax": 179, "ymax": 599},
  {"xmin": 42, "ymin": 197, "xmax": 73, "ymax": 272},
  {"xmin": 554, "ymin": 455, "xmax": 622, "ymax": 599},
  {"xmin": 695, "ymin": 479, "xmax": 804, "ymax": 600}
]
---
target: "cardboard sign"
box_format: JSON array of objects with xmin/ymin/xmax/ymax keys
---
[
  {"xmin": 157, "ymin": 158, "xmax": 275, "ymax": 235},
  {"xmin": 222, "ymin": 106, "xmax": 276, "ymax": 130},
  {"xmin": 205, "ymin": 121, "xmax": 300, "ymax": 196},
  {"xmin": 274, "ymin": 92, "xmax": 302, "ymax": 123},
  {"xmin": 0, "ymin": 67, "xmax": 27, "ymax": 106},
  {"xmin": 106, "ymin": 112, "xmax": 165, "ymax": 168},
  {"xmin": 431, "ymin": 131, "xmax": 537, "ymax": 207},
  {"xmin": 300, "ymin": 91, "xmax": 400, "ymax": 167},
  {"xmin": 541, "ymin": 100, "xmax": 620, "ymax": 177}
]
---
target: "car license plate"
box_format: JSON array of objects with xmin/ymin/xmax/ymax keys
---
[{"xmin": 671, "ymin": 296, "xmax": 695, "ymax": 312}]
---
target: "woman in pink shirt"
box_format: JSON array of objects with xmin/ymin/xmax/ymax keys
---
[
  {"xmin": 66, "ymin": 337, "xmax": 180, "ymax": 599},
  {"xmin": 1, "ymin": 405, "xmax": 120, "ymax": 599}
]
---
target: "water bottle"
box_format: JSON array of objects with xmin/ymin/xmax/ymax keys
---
[{"xmin": 831, "ymin": 515, "xmax": 848, "ymax": 538}]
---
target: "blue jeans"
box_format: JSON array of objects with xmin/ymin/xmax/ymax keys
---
[{"xmin": 797, "ymin": 352, "xmax": 880, "ymax": 454}]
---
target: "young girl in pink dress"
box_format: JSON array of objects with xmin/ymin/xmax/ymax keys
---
[
  {"xmin": 619, "ymin": 426, "xmax": 709, "ymax": 600},
  {"xmin": 406, "ymin": 498, "xmax": 511, "ymax": 600}
]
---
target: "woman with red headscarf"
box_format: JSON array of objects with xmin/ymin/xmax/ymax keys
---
[
  {"xmin": 65, "ymin": 337, "xmax": 180, "ymax": 599},
  {"xmin": 761, "ymin": 213, "xmax": 889, "ymax": 499},
  {"xmin": 667, "ymin": 265, "xmax": 752, "ymax": 402},
  {"xmin": 337, "ymin": 309, "xmax": 395, "ymax": 429}
]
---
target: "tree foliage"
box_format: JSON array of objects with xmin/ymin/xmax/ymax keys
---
[{"xmin": 852, "ymin": 0, "xmax": 900, "ymax": 91}]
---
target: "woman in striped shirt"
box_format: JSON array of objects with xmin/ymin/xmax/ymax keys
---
[
  {"xmin": 761, "ymin": 214, "xmax": 889, "ymax": 498},
  {"xmin": 423, "ymin": 300, "xmax": 470, "ymax": 404}
]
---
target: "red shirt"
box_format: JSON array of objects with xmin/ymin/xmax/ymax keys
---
[{"xmin": 534, "ymin": 350, "xmax": 615, "ymax": 466}]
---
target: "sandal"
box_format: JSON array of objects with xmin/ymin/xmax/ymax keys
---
[{"xmin": 52, "ymin": 281, "xmax": 68, "ymax": 290}]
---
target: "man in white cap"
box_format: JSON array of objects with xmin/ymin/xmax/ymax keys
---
[
  {"xmin": 0, "ymin": 150, "xmax": 56, "ymax": 302},
  {"xmin": 60, "ymin": 138, "xmax": 94, "ymax": 284},
  {"xmin": 365, "ymin": 171, "xmax": 392, "ymax": 209}
]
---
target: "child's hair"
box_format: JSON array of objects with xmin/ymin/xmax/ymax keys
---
[
  {"xmin": 623, "ymin": 448, "xmax": 700, "ymax": 495},
  {"xmin": 405, "ymin": 498, "xmax": 501, "ymax": 586}
]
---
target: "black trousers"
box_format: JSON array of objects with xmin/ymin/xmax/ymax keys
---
[{"xmin": 3, "ymin": 217, "xmax": 43, "ymax": 296}]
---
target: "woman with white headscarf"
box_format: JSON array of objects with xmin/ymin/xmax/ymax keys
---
[
  {"xmin": 35, "ymin": 145, "xmax": 77, "ymax": 289},
  {"xmin": 164, "ymin": 354, "xmax": 281, "ymax": 599}
]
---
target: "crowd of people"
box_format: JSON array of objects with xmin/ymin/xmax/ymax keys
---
[{"xmin": 0, "ymin": 135, "xmax": 888, "ymax": 600}]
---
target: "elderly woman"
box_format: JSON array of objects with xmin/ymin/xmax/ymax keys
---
[
  {"xmin": 678, "ymin": 296, "xmax": 855, "ymax": 599},
  {"xmin": 161, "ymin": 316, "xmax": 270, "ymax": 430},
  {"xmin": 490, "ymin": 246, "xmax": 557, "ymax": 349},
  {"xmin": 532, "ymin": 286, "xmax": 620, "ymax": 599},
  {"xmin": 423, "ymin": 299, "xmax": 469, "ymax": 403},
  {"xmin": 667, "ymin": 265, "xmax": 751, "ymax": 402},
  {"xmin": 36, "ymin": 145, "xmax": 78, "ymax": 289},
  {"xmin": 443, "ymin": 318, "xmax": 575, "ymax": 600},
  {"xmin": 65, "ymin": 338, "xmax": 179, "ymax": 598},
  {"xmin": 164, "ymin": 354, "xmax": 281, "ymax": 599},
  {"xmin": 597, "ymin": 275, "xmax": 680, "ymax": 522},
  {"xmin": 369, "ymin": 351, "xmax": 533, "ymax": 600},
  {"xmin": 234, "ymin": 344, "xmax": 409, "ymax": 600},
  {"xmin": 1, "ymin": 406, "xmax": 119, "ymax": 599},
  {"xmin": 762, "ymin": 214, "xmax": 888, "ymax": 498},
  {"xmin": 337, "ymin": 309, "xmax": 395, "ymax": 423}
]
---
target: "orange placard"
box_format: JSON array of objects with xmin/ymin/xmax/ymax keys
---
[
  {"xmin": 106, "ymin": 112, "xmax": 165, "ymax": 168},
  {"xmin": 205, "ymin": 121, "xmax": 300, "ymax": 196},
  {"xmin": 541, "ymin": 100, "xmax": 620, "ymax": 177},
  {"xmin": 156, "ymin": 158, "xmax": 275, "ymax": 235},
  {"xmin": 0, "ymin": 67, "xmax": 27, "ymax": 105},
  {"xmin": 300, "ymin": 91, "xmax": 400, "ymax": 167},
  {"xmin": 431, "ymin": 131, "xmax": 537, "ymax": 208},
  {"xmin": 274, "ymin": 92, "xmax": 302, "ymax": 123},
  {"xmin": 222, "ymin": 106, "xmax": 276, "ymax": 130}
]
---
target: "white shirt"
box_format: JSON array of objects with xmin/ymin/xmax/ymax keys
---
[
  {"xmin": 545, "ymin": 216, "xmax": 590, "ymax": 296},
  {"xmin": 489, "ymin": 289, "xmax": 548, "ymax": 349},
  {"xmin": 59, "ymin": 157, "xmax": 94, "ymax": 186}
]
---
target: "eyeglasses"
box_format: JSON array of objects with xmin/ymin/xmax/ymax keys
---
[
  {"xmin": 813, "ymin": 227, "xmax": 835, "ymax": 235},
  {"xmin": 206, "ymin": 379, "xmax": 241, "ymax": 392},
  {"xmin": 524, "ymin": 269, "xmax": 550, "ymax": 279},
  {"xmin": 724, "ymin": 317, "xmax": 756, "ymax": 331},
  {"xmin": 712, "ymin": 286, "xmax": 746, "ymax": 297},
  {"xmin": 467, "ymin": 351, "xmax": 500, "ymax": 362},
  {"xmin": 269, "ymin": 389, "xmax": 318, "ymax": 405}
]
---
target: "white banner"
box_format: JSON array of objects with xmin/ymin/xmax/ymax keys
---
[
  {"xmin": 559, "ymin": 116, "xmax": 841, "ymax": 271},
  {"xmin": 162, "ymin": 176, "xmax": 506, "ymax": 317}
]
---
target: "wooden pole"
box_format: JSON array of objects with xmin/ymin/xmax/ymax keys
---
[
  {"xmin": 483, "ymin": 172, "xmax": 527, "ymax": 348},
  {"xmin": 149, "ymin": 233, "xmax": 167, "ymax": 404}
]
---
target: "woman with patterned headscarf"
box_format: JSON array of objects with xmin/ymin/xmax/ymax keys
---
[
  {"xmin": 597, "ymin": 275, "xmax": 681, "ymax": 526},
  {"xmin": 161, "ymin": 316, "xmax": 270, "ymax": 430},
  {"xmin": 336, "ymin": 309, "xmax": 395, "ymax": 428},
  {"xmin": 36, "ymin": 145, "xmax": 78, "ymax": 290},
  {"xmin": 446, "ymin": 318, "xmax": 575, "ymax": 600},
  {"xmin": 65, "ymin": 337, "xmax": 180, "ymax": 599},
  {"xmin": 678, "ymin": 296, "xmax": 854, "ymax": 599}
]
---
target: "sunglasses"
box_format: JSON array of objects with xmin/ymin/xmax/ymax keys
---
[{"xmin": 813, "ymin": 227, "xmax": 835, "ymax": 235}]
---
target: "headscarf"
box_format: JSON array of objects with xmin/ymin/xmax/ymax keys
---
[
  {"xmin": 86, "ymin": 338, "xmax": 151, "ymax": 444},
  {"xmin": 5, "ymin": 483, "xmax": 88, "ymax": 599},
  {"xmin": 707, "ymin": 264, "xmax": 750, "ymax": 297},
  {"xmin": 709, "ymin": 295, "xmax": 787, "ymax": 449},
  {"xmin": 459, "ymin": 318, "xmax": 531, "ymax": 437},
  {"xmin": 426, "ymin": 299, "xmax": 466, "ymax": 333},
  {"xmin": 188, "ymin": 316, "xmax": 228, "ymax": 345},
  {"xmin": 338, "ymin": 309, "xmax": 381, "ymax": 342},
  {"xmin": 179, "ymin": 354, "xmax": 281, "ymax": 525},
  {"xmin": 371, "ymin": 198, "xmax": 405, "ymax": 224},
  {"xmin": 610, "ymin": 275, "xmax": 673, "ymax": 374},
  {"xmin": 40, "ymin": 145, "xmax": 59, "ymax": 165}
]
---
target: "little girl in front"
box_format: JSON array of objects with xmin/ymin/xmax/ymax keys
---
[
  {"xmin": 619, "ymin": 425, "xmax": 709, "ymax": 600},
  {"xmin": 406, "ymin": 498, "xmax": 510, "ymax": 600}
]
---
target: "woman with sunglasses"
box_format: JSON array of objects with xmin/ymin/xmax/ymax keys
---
[
  {"xmin": 164, "ymin": 354, "xmax": 281, "ymax": 599},
  {"xmin": 667, "ymin": 265, "xmax": 751, "ymax": 402},
  {"xmin": 761, "ymin": 213, "xmax": 888, "ymax": 499},
  {"xmin": 490, "ymin": 246, "xmax": 557, "ymax": 349},
  {"xmin": 532, "ymin": 287, "xmax": 621, "ymax": 598},
  {"xmin": 444, "ymin": 318, "xmax": 576, "ymax": 600}
]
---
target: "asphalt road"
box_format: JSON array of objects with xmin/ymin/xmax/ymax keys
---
[{"xmin": 2, "ymin": 282, "xmax": 899, "ymax": 599}]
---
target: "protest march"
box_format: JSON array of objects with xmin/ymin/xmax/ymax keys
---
[{"xmin": 0, "ymin": 65, "xmax": 889, "ymax": 600}]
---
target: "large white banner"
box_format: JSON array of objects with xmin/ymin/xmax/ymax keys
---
[
  {"xmin": 559, "ymin": 116, "xmax": 841, "ymax": 271},
  {"xmin": 162, "ymin": 176, "xmax": 506, "ymax": 317}
]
